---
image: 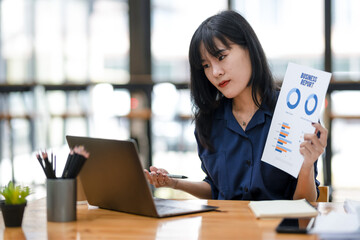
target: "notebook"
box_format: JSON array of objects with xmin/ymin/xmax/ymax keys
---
[
  {"xmin": 248, "ymin": 199, "xmax": 318, "ymax": 219},
  {"xmin": 66, "ymin": 135, "xmax": 218, "ymax": 218}
]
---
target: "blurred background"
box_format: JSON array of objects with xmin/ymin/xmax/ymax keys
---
[{"xmin": 0, "ymin": 0, "xmax": 359, "ymax": 202}]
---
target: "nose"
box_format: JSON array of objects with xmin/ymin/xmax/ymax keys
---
[{"xmin": 212, "ymin": 63, "xmax": 224, "ymax": 77}]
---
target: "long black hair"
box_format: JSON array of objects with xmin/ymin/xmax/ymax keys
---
[{"xmin": 189, "ymin": 10, "xmax": 277, "ymax": 151}]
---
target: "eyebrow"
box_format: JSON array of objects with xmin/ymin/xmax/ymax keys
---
[{"xmin": 201, "ymin": 49, "xmax": 227, "ymax": 63}]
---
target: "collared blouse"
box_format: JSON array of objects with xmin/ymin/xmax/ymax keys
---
[{"xmin": 197, "ymin": 98, "xmax": 320, "ymax": 200}]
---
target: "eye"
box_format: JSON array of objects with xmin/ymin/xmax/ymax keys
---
[
  {"xmin": 218, "ymin": 55, "xmax": 225, "ymax": 61},
  {"xmin": 202, "ymin": 64, "xmax": 210, "ymax": 69}
]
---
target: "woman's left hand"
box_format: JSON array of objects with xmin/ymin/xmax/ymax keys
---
[{"xmin": 300, "ymin": 122, "xmax": 328, "ymax": 168}]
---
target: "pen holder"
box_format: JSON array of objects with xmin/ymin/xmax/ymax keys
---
[{"xmin": 46, "ymin": 178, "xmax": 77, "ymax": 222}]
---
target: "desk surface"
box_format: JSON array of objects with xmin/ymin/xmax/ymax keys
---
[{"xmin": 0, "ymin": 199, "xmax": 344, "ymax": 240}]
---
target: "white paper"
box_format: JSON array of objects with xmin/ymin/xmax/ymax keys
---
[
  {"xmin": 261, "ymin": 62, "xmax": 331, "ymax": 178},
  {"xmin": 344, "ymin": 199, "xmax": 360, "ymax": 214},
  {"xmin": 311, "ymin": 212, "xmax": 359, "ymax": 233}
]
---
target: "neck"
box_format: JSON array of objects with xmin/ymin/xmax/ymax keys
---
[
  {"xmin": 232, "ymin": 88, "xmax": 260, "ymax": 129},
  {"xmin": 232, "ymin": 87, "xmax": 258, "ymax": 113}
]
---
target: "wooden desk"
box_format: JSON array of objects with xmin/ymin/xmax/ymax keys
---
[{"xmin": 0, "ymin": 199, "xmax": 344, "ymax": 240}]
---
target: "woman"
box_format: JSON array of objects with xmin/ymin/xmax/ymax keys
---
[{"xmin": 144, "ymin": 10, "xmax": 327, "ymax": 201}]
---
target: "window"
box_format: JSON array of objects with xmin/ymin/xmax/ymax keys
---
[
  {"xmin": 233, "ymin": 0, "xmax": 324, "ymax": 79},
  {"xmin": 151, "ymin": 0, "xmax": 228, "ymax": 82},
  {"xmin": 332, "ymin": 0, "xmax": 360, "ymax": 81}
]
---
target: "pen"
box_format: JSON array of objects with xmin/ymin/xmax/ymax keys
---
[
  {"xmin": 148, "ymin": 171, "xmax": 188, "ymax": 179},
  {"xmin": 167, "ymin": 174, "xmax": 188, "ymax": 179}
]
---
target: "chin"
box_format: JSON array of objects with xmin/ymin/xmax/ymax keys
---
[
  {"xmin": 223, "ymin": 95, "xmax": 235, "ymax": 100},
  {"xmin": 221, "ymin": 91, "xmax": 237, "ymax": 99},
  {"xmin": 218, "ymin": 87, "xmax": 238, "ymax": 99}
]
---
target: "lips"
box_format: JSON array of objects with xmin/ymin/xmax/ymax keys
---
[{"xmin": 219, "ymin": 80, "xmax": 230, "ymax": 88}]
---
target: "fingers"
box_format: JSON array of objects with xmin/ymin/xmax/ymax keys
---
[
  {"xmin": 150, "ymin": 170, "xmax": 169, "ymax": 187},
  {"xmin": 300, "ymin": 122, "xmax": 328, "ymax": 166},
  {"xmin": 301, "ymin": 134, "xmax": 323, "ymax": 155},
  {"xmin": 153, "ymin": 172, "xmax": 167, "ymax": 187},
  {"xmin": 144, "ymin": 166, "xmax": 171, "ymax": 188},
  {"xmin": 149, "ymin": 166, "xmax": 159, "ymax": 172},
  {"xmin": 300, "ymin": 141, "xmax": 321, "ymax": 163},
  {"xmin": 311, "ymin": 122, "xmax": 328, "ymax": 147}
]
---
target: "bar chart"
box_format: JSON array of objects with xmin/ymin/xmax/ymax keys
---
[{"xmin": 275, "ymin": 122, "xmax": 293, "ymax": 153}]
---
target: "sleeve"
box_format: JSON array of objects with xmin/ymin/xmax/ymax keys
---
[
  {"xmin": 195, "ymin": 130, "xmax": 219, "ymax": 199},
  {"xmin": 314, "ymin": 159, "xmax": 320, "ymax": 199},
  {"xmin": 314, "ymin": 119, "xmax": 322, "ymax": 199},
  {"xmin": 200, "ymin": 161, "xmax": 219, "ymax": 199}
]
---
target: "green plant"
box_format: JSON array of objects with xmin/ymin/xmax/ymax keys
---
[{"xmin": 0, "ymin": 181, "xmax": 30, "ymax": 205}]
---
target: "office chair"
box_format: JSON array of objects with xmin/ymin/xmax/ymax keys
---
[{"xmin": 317, "ymin": 186, "xmax": 329, "ymax": 202}]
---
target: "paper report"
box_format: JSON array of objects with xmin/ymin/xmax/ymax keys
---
[{"xmin": 261, "ymin": 62, "xmax": 331, "ymax": 178}]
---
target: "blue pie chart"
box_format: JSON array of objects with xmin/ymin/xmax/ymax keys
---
[{"xmin": 286, "ymin": 88, "xmax": 301, "ymax": 109}]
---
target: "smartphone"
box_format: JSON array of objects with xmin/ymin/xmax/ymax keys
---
[{"xmin": 276, "ymin": 217, "xmax": 315, "ymax": 234}]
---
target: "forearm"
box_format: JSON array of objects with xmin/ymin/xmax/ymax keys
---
[
  {"xmin": 174, "ymin": 180, "xmax": 212, "ymax": 199},
  {"xmin": 293, "ymin": 164, "xmax": 317, "ymax": 202},
  {"xmin": 295, "ymin": 122, "xmax": 327, "ymax": 202}
]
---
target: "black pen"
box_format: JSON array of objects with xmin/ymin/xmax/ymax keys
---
[
  {"xmin": 149, "ymin": 172, "xmax": 188, "ymax": 179},
  {"xmin": 167, "ymin": 174, "xmax": 188, "ymax": 179}
]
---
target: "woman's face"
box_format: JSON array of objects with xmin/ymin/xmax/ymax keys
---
[{"xmin": 200, "ymin": 38, "xmax": 252, "ymax": 99}]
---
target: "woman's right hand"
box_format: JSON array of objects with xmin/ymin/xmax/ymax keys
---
[{"xmin": 144, "ymin": 166, "xmax": 178, "ymax": 188}]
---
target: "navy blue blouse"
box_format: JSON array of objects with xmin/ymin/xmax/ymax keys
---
[{"xmin": 196, "ymin": 98, "xmax": 320, "ymax": 200}]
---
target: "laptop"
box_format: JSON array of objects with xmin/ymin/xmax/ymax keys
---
[{"xmin": 66, "ymin": 135, "xmax": 218, "ymax": 218}]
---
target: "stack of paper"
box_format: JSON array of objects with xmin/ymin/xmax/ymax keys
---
[
  {"xmin": 310, "ymin": 199, "xmax": 360, "ymax": 239},
  {"xmin": 248, "ymin": 199, "xmax": 318, "ymax": 219},
  {"xmin": 310, "ymin": 212, "xmax": 360, "ymax": 239},
  {"xmin": 344, "ymin": 199, "xmax": 360, "ymax": 214}
]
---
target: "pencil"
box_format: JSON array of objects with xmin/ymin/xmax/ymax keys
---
[
  {"xmin": 42, "ymin": 151, "xmax": 56, "ymax": 179},
  {"xmin": 36, "ymin": 153, "xmax": 48, "ymax": 178},
  {"xmin": 62, "ymin": 151, "xmax": 73, "ymax": 178}
]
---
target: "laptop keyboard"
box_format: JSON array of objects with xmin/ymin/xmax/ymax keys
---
[
  {"xmin": 154, "ymin": 198, "xmax": 187, "ymax": 215},
  {"xmin": 154, "ymin": 198, "xmax": 211, "ymax": 217},
  {"xmin": 156, "ymin": 204, "xmax": 185, "ymax": 215}
]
